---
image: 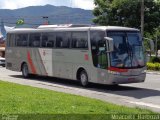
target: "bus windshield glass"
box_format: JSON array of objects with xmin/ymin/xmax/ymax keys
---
[{"xmin": 107, "ymin": 31, "xmax": 145, "ymax": 69}]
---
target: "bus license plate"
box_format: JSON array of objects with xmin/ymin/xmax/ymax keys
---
[{"xmin": 128, "ymin": 78, "xmax": 135, "ymax": 81}]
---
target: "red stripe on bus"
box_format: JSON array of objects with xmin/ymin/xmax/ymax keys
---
[
  {"xmin": 27, "ymin": 52, "xmax": 37, "ymax": 74},
  {"xmin": 108, "ymin": 67, "xmax": 128, "ymax": 73},
  {"xmin": 38, "ymin": 50, "xmax": 48, "ymax": 76}
]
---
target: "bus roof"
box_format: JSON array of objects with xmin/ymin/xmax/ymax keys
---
[
  {"xmin": 8, "ymin": 25, "xmax": 139, "ymax": 33},
  {"xmin": 91, "ymin": 26, "xmax": 139, "ymax": 31}
]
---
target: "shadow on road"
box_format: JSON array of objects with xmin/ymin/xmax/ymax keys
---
[{"xmin": 10, "ymin": 75, "xmax": 160, "ymax": 99}]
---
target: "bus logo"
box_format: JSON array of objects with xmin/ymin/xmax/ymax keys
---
[{"xmin": 84, "ymin": 54, "xmax": 89, "ymax": 61}]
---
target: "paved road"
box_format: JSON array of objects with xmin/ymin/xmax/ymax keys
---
[{"xmin": 0, "ymin": 67, "xmax": 160, "ymax": 113}]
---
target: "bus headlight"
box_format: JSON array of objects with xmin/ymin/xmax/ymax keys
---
[
  {"xmin": 141, "ymin": 70, "xmax": 147, "ymax": 74},
  {"xmin": 108, "ymin": 67, "xmax": 128, "ymax": 75}
]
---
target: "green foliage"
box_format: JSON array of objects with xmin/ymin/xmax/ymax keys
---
[
  {"xmin": 147, "ymin": 62, "xmax": 160, "ymax": 71},
  {"xmin": 93, "ymin": 0, "xmax": 160, "ymax": 35},
  {"xmin": 154, "ymin": 27, "xmax": 160, "ymax": 51},
  {"xmin": 149, "ymin": 56, "xmax": 160, "ymax": 63},
  {"xmin": 16, "ymin": 19, "xmax": 24, "ymax": 25}
]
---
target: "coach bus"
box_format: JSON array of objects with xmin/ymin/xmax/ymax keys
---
[{"xmin": 5, "ymin": 25, "xmax": 148, "ymax": 86}]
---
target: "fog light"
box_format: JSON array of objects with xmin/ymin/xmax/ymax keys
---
[{"xmin": 141, "ymin": 70, "xmax": 147, "ymax": 74}]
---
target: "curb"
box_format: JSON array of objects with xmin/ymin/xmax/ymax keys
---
[{"xmin": 147, "ymin": 71, "xmax": 160, "ymax": 75}]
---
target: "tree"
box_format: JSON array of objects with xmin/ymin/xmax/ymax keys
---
[{"xmin": 93, "ymin": 0, "xmax": 160, "ymax": 35}]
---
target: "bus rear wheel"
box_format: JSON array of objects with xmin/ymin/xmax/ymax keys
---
[
  {"xmin": 79, "ymin": 70, "xmax": 88, "ymax": 87},
  {"xmin": 22, "ymin": 63, "xmax": 30, "ymax": 78}
]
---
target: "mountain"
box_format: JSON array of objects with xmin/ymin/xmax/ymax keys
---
[{"xmin": 0, "ymin": 4, "xmax": 94, "ymax": 27}]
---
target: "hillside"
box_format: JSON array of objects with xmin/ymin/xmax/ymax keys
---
[{"xmin": 0, "ymin": 4, "xmax": 94, "ymax": 27}]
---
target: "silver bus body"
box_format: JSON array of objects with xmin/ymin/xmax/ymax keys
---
[{"xmin": 5, "ymin": 26, "xmax": 146, "ymax": 85}]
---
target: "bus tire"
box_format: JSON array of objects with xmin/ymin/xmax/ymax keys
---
[
  {"xmin": 2, "ymin": 65, "xmax": 5, "ymax": 67},
  {"xmin": 79, "ymin": 70, "xmax": 89, "ymax": 87},
  {"xmin": 22, "ymin": 63, "xmax": 30, "ymax": 78}
]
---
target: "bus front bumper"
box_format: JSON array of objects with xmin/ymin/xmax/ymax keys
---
[{"xmin": 107, "ymin": 73, "xmax": 146, "ymax": 85}]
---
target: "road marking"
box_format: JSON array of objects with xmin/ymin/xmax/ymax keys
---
[{"xmin": 128, "ymin": 101, "xmax": 160, "ymax": 109}]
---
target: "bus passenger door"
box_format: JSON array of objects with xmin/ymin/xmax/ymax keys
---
[
  {"xmin": 91, "ymin": 31, "xmax": 108, "ymax": 83},
  {"xmin": 97, "ymin": 40, "xmax": 108, "ymax": 81}
]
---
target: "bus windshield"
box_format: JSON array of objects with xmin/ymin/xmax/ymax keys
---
[{"xmin": 107, "ymin": 31, "xmax": 145, "ymax": 69}]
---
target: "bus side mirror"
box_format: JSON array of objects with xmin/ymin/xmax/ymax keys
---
[
  {"xmin": 104, "ymin": 37, "xmax": 114, "ymax": 52},
  {"xmin": 149, "ymin": 39, "xmax": 154, "ymax": 53}
]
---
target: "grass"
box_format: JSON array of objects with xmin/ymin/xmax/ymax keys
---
[{"xmin": 0, "ymin": 80, "xmax": 158, "ymax": 120}]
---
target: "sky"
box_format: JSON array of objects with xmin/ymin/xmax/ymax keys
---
[{"xmin": 0, "ymin": 0, "xmax": 95, "ymax": 10}]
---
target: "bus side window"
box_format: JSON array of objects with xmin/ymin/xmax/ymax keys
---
[
  {"xmin": 72, "ymin": 32, "xmax": 88, "ymax": 49},
  {"xmin": 16, "ymin": 34, "xmax": 28, "ymax": 47},
  {"xmin": 10, "ymin": 34, "xmax": 15, "ymax": 47},
  {"xmin": 46, "ymin": 40, "xmax": 54, "ymax": 48},
  {"xmin": 6, "ymin": 34, "xmax": 11, "ymax": 47},
  {"xmin": 56, "ymin": 32, "xmax": 71, "ymax": 48},
  {"xmin": 42, "ymin": 33, "xmax": 55, "ymax": 48},
  {"xmin": 29, "ymin": 34, "xmax": 40, "ymax": 47},
  {"xmin": 42, "ymin": 35, "xmax": 48, "ymax": 47},
  {"xmin": 56, "ymin": 35, "xmax": 62, "ymax": 48}
]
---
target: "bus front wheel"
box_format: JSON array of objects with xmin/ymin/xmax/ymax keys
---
[
  {"xmin": 22, "ymin": 63, "xmax": 30, "ymax": 78},
  {"xmin": 79, "ymin": 70, "xmax": 88, "ymax": 87}
]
